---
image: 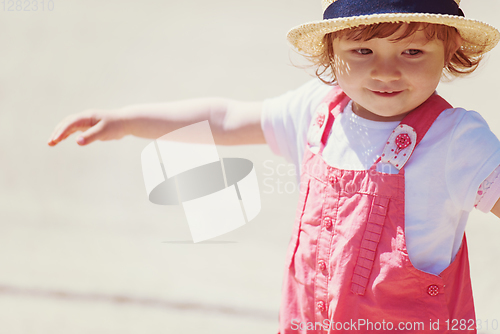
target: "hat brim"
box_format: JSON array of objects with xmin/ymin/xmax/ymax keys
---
[{"xmin": 287, "ymin": 13, "xmax": 500, "ymax": 56}]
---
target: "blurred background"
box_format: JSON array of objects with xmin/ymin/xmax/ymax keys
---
[{"xmin": 0, "ymin": 0, "xmax": 499, "ymax": 333}]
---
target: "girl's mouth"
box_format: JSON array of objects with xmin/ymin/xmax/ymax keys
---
[{"xmin": 371, "ymin": 90, "xmax": 403, "ymax": 97}]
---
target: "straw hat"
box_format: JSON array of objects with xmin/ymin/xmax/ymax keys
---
[{"xmin": 287, "ymin": 0, "xmax": 500, "ymax": 56}]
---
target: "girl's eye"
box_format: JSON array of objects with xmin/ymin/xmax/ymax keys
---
[
  {"xmin": 403, "ymin": 49, "xmax": 422, "ymax": 56},
  {"xmin": 354, "ymin": 48, "xmax": 372, "ymax": 55}
]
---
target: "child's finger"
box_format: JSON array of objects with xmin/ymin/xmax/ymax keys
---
[
  {"xmin": 76, "ymin": 120, "xmax": 106, "ymax": 146},
  {"xmin": 47, "ymin": 120, "xmax": 69, "ymax": 145},
  {"xmin": 47, "ymin": 114, "xmax": 97, "ymax": 146},
  {"xmin": 47, "ymin": 117, "xmax": 80, "ymax": 145}
]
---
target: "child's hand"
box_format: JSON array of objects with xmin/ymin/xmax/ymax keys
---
[{"xmin": 47, "ymin": 109, "xmax": 128, "ymax": 146}]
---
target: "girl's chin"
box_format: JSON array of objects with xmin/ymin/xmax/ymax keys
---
[{"xmin": 353, "ymin": 105, "xmax": 409, "ymax": 122}]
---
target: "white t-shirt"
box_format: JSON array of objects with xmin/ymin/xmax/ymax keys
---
[{"xmin": 262, "ymin": 79, "xmax": 500, "ymax": 275}]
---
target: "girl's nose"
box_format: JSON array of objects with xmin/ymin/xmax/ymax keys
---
[{"xmin": 370, "ymin": 59, "xmax": 401, "ymax": 82}]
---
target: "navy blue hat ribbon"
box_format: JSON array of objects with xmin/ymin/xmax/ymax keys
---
[{"xmin": 323, "ymin": 0, "xmax": 465, "ymax": 20}]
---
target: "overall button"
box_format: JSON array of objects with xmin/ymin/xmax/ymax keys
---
[
  {"xmin": 323, "ymin": 217, "xmax": 332, "ymax": 229},
  {"xmin": 328, "ymin": 176, "xmax": 336, "ymax": 185},
  {"xmin": 318, "ymin": 260, "xmax": 327, "ymax": 272},
  {"xmin": 317, "ymin": 301, "xmax": 326, "ymax": 312},
  {"xmin": 427, "ymin": 285, "xmax": 439, "ymax": 296}
]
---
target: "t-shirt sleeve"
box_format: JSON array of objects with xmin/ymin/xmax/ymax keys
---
[
  {"xmin": 474, "ymin": 164, "xmax": 500, "ymax": 213},
  {"xmin": 261, "ymin": 79, "xmax": 333, "ymax": 169},
  {"xmin": 445, "ymin": 110, "xmax": 500, "ymax": 212}
]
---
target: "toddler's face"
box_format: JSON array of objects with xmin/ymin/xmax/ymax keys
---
[{"xmin": 332, "ymin": 28, "xmax": 446, "ymax": 121}]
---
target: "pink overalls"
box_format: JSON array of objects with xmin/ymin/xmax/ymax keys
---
[{"xmin": 279, "ymin": 87, "xmax": 476, "ymax": 333}]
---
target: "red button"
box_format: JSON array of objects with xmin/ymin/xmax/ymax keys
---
[
  {"xmin": 328, "ymin": 176, "xmax": 336, "ymax": 185},
  {"xmin": 318, "ymin": 260, "xmax": 327, "ymax": 271},
  {"xmin": 323, "ymin": 217, "xmax": 332, "ymax": 229},
  {"xmin": 427, "ymin": 285, "xmax": 439, "ymax": 296},
  {"xmin": 317, "ymin": 301, "xmax": 326, "ymax": 312}
]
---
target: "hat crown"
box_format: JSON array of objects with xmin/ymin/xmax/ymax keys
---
[{"xmin": 321, "ymin": 0, "xmax": 461, "ymax": 12}]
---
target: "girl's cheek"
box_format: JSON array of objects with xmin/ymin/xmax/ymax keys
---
[{"xmin": 333, "ymin": 54, "xmax": 350, "ymax": 76}]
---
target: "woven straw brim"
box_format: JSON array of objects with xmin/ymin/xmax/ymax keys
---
[{"xmin": 287, "ymin": 13, "xmax": 500, "ymax": 57}]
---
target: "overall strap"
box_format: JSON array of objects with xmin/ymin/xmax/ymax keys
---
[
  {"xmin": 379, "ymin": 94, "xmax": 453, "ymax": 170},
  {"xmin": 318, "ymin": 86, "xmax": 350, "ymax": 155},
  {"xmin": 401, "ymin": 94, "xmax": 452, "ymax": 147}
]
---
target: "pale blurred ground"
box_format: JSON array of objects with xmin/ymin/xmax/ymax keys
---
[{"xmin": 0, "ymin": 0, "xmax": 499, "ymax": 333}]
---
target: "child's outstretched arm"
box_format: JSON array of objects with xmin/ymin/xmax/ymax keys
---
[{"xmin": 47, "ymin": 98, "xmax": 265, "ymax": 146}]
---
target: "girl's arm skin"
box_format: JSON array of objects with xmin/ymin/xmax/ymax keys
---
[
  {"xmin": 491, "ymin": 199, "xmax": 500, "ymax": 218},
  {"xmin": 47, "ymin": 98, "xmax": 266, "ymax": 146}
]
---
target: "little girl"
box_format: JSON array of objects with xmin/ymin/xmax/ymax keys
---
[{"xmin": 48, "ymin": 0, "xmax": 500, "ymax": 333}]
